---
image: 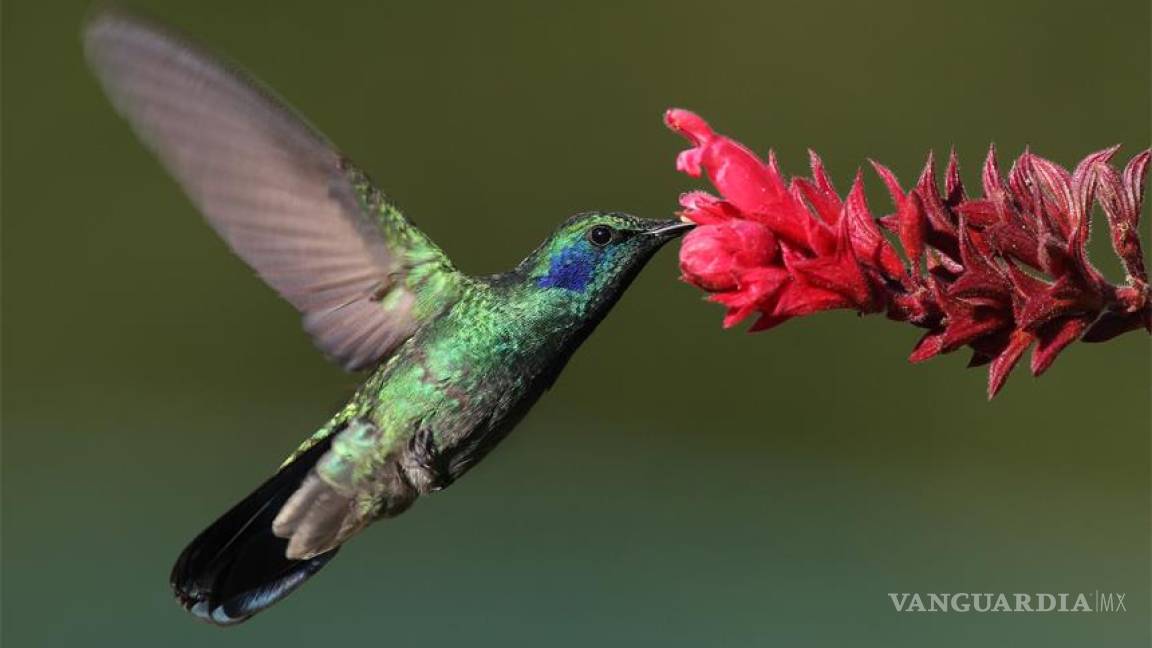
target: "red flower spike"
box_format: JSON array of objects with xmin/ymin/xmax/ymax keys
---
[{"xmin": 666, "ymin": 108, "xmax": 1151, "ymax": 397}]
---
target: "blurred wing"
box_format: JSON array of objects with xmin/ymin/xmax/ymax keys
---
[{"xmin": 84, "ymin": 10, "xmax": 461, "ymax": 370}]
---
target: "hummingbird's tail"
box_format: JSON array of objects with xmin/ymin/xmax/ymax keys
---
[{"xmin": 170, "ymin": 436, "xmax": 340, "ymax": 625}]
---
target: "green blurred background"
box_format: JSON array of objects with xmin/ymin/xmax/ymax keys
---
[{"xmin": 3, "ymin": 1, "xmax": 1149, "ymax": 646}]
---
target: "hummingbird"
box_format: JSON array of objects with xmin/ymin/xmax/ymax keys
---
[{"xmin": 84, "ymin": 10, "xmax": 691, "ymax": 625}]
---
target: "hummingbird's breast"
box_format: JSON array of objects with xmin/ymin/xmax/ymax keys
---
[{"xmin": 344, "ymin": 279, "xmax": 592, "ymax": 500}]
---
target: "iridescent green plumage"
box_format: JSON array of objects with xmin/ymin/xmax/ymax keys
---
[
  {"xmin": 278, "ymin": 211, "xmax": 684, "ymax": 558},
  {"xmin": 84, "ymin": 9, "xmax": 690, "ymax": 626}
]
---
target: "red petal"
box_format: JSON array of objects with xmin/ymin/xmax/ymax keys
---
[
  {"xmin": 1122, "ymin": 150, "xmax": 1150, "ymax": 228},
  {"xmin": 1005, "ymin": 262, "xmax": 1050, "ymax": 318},
  {"xmin": 909, "ymin": 330, "xmax": 945, "ymax": 363},
  {"xmin": 809, "ymin": 149, "xmax": 839, "ymax": 197},
  {"xmin": 870, "ymin": 160, "xmax": 904, "ymax": 205},
  {"xmin": 1023, "ymin": 153, "xmax": 1074, "ymax": 237},
  {"xmin": 770, "ymin": 281, "xmax": 853, "ymax": 320},
  {"xmin": 939, "ymin": 302, "xmax": 1010, "ymax": 352},
  {"xmin": 679, "ymin": 222, "xmax": 778, "ymax": 292},
  {"xmin": 792, "ymin": 152, "xmax": 843, "ymax": 225},
  {"xmin": 1030, "ymin": 317, "xmax": 1088, "ymax": 376},
  {"xmin": 784, "ymin": 220, "xmax": 875, "ymax": 310},
  {"xmin": 928, "ymin": 248, "xmax": 964, "ymax": 278},
  {"xmin": 949, "ymin": 226, "xmax": 1011, "ymax": 302},
  {"xmin": 987, "ymin": 329, "xmax": 1034, "ymax": 398},
  {"xmin": 664, "ymin": 108, "xmax": 715, "ymax": 176},
  {"xmin": 870, "ymin": 161, "xmax": 926, "ymax": 273},
  {"xmin": 844, "ymin": 172, "xmax": 905, "ymax": 281},
  {"xmin": 789, "ymin": 179, "xmax": 837, "ymax": 255},
  {"xmin": 678, "ymin": 191, "xmax": 740, "ymax": 225},
  {"xmin": 945, "ymin": 149, "xmax": 966, "ymax": 204},
  {"xmin": 665, "ymin": 109, "xmax": 807, "ymax": 246},
  {"xmin": 981, "ymin": 144, "xmax": 1003, "ymax": 197},
  {"xmin": 915, "ymin": 152, "xmax": 960, "ymax": 238},
  {"xmin": 1016, "ymin": 273, "xmax": 1103, "ymax": 332},
  {"xmin": 898, "ymin": 193, "xmax": 927, "ymax": 273},
  {"xmin": 955, "ymin": 200, "xmax": 1000, "ymax": 227},
  {"xmin": 1096, "ymin": 150, "xmax": 1150, "ymax": 282}
]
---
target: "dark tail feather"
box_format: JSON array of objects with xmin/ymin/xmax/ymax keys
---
[{"xmin": 171, "ymin": 436, "xmax": 338, "ymax": 625}]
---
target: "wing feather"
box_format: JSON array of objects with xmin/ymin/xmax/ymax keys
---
[{"xmin": 84, "ymin": 10, "xmax": 459, "ymax": 370}]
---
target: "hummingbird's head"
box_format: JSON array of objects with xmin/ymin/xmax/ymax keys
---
[{"xmin": 517, "ymin": 212, "xmax": 692, "ymax": 314}]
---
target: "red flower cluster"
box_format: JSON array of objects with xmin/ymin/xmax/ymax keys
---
[{"xmin": 667, "ymin": 108, "xmax": 1150, "ymax": 397}]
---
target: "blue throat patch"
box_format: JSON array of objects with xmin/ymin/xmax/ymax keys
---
[{"xmin": 537, "ymin": 245, "xmax": 596, "ymax": 292}]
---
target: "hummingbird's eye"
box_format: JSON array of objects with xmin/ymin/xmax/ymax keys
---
[{"xmin": 587, "ymin": 225, "xmax": 615, "ymax": 247}]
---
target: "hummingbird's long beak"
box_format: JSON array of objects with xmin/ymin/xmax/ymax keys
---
[{"xmin": 644, "ymin": 219, "xmax": 695, "ymax": 240}]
